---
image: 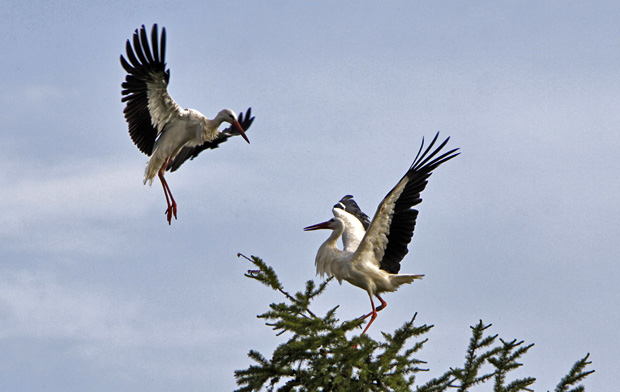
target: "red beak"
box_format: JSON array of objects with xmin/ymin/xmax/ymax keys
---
[
  {"xmin": 303, "ymin": 220, "xmax": 333, "ymax": 231},
  {"xmin": 232, "ymin": 120, "xmax": 250, "ymax": 144}
]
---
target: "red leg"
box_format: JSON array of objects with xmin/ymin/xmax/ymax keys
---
[
  {"xmin": 359, "ymin": 295, "xmax": 387, "ymax": 321},
  {"xmin": 360, "ymin": 294, "xmax": 387, "ymax": 336},
  {"xmin": 376, "ymin": 295, "xmax": 387, "ymax": 312},
  {"xmin": 158, "ymin": 158, "xmax": 177, "ymax": 224},
  {"xmin": 162, "ymin": 177, "xmax": 177, "ymax": 221},
  {"xmin": 353, "ymin": 293, "xmax": 385, "ymax": 349}
]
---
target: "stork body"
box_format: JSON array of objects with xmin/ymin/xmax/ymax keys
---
[
  {"xmin": 304, "ymin": 133, "xmax": 459, "ymax": 336},
  {"xmin": 143, "ymin": 108, "xmax": 243, "ymax": 184},
  {"xmin": 120, "ymin": 24, "xmax": 254, "ymax": 224}
]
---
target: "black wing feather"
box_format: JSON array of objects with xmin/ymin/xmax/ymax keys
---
[
  {"xmin": 133, "ymin": 31, "xmax": 148, "ymax": 64},
  {"xmin": 140, "ymin": 27, "xmax": 154, "ymax": 63},
  {"xmin": 167, "ymin": 108, "xmax": 255, "ymax": 172},
  {"xmin": 151, "ymin": 25, "xmax": 160, "ymax": 62},
  {"xmin": 160, "ymin": 28, "xmax": 166, "ymax": 66},
  {"xmin": 379, "ymin": 133, "xmax": 459, "ymax": 273},
  {"xmin": 120, "ymin": 24, "xmax": 169, "ymax": 156}
]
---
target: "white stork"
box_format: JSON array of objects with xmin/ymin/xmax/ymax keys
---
[
  {"xmin": 304, "ymin": 133, "xmax": 459, "ymax": 336},
  {"xmin": 120, "ymin": 24, "xmax": 254, "ymax": 224}
]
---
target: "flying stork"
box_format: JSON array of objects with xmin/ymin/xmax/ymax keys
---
[
  {"xmin": 120, "ymin": 24, "xmax": 254, "ymax": 224},
  {"xmin": 304, "ymin": 133, "xmax": 459, "ymax": 337}
]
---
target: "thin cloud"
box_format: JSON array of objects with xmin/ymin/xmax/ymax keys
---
[{"xmin": 0, "ymin": 269, "xmax": 236, "ymax": 381}]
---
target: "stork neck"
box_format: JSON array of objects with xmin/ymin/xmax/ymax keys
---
[
  {"xmin": 341, "ymin": 218, "xmax": 364, "ymax": 252},
  {"xmin": 201, "ymin": 117, "xmax": 225, "ymax": 142},
  {"xmin": 205, "ymin": 117, "xmax": 224, "ymax": 132},
  {"xmin": 315, "ymin": 220, "xmax": 347, "ymax": 282},
  {"xmin": 333, "ymin": 208, "xmax": 366, "ymax": 252},
  {"xmin": 325, "ymin": 220, "xmax": 345, "ymax": 248}
]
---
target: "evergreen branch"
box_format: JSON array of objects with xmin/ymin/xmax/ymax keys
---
[
  {"xmin": 239, "ymin": 253, "xmax": 282, "ymax": 291},
  {"xmin": 238, "ymin": 253, "xmax": 319, "ymax": 318},
  {"xmin": 504, "ymin": 378, "xmax": 537, "ymax": 392},
  {"xmin": 416, "ymin": 372, "xmax": 455, "ymax": 392},
  {"xmin": 488, "ymin": 338, "xmax": 535, "ymax": 392},
  {"xmin": 553, "ymin": 353, "xmax": 595, "ymax": 392},
  {"xmin": 452, "ymin": 320, "xmax": 501, "ymax": 391}
]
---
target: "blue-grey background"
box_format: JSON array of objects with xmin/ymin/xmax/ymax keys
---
[{"xmin": 1, "ymin": 1, "xmax": 617, "ymax": 390}]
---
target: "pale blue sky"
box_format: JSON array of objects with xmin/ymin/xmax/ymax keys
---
[{"xmin": 1, "ymin": 1, "xmax": 618, "ymax": 390}]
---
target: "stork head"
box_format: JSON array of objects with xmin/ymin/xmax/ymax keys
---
[
  {"xmin": 217, "ymin": 108, "xmax": 250, "ymax": 144},
  {"xmin": 333, "ymin": 195, "xmax": 371, "ymax": 230}
]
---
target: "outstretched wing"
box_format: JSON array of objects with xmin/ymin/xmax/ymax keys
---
[
  {"xmin": 354, "ymin": 133, "xmax": 459, "ymax": 273},
  {"xmin": 120, "ymin": 24, "xmax": 182, "ymax": 156},
  {"xmin": 167, "ymin": 107, "xmax": 255, "ymax": 172}
]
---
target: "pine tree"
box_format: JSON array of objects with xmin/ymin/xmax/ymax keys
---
[{"xmin": 235, "ymin": 255, "xmax": 594, "ymax": 392}]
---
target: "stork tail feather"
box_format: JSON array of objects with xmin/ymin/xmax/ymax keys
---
[{"xmin": 389, "ymin": 274, "xmax": 424, "ymax": 287}]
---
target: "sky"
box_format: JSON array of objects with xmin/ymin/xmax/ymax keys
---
[{"xmin": 1, "ymin": 1, "xmax": 618, "ymax": 390}]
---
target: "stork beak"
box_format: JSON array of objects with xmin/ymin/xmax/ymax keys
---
[
  {"xmin": 303, "ymin": 220, "xmax": 333, "ymax": 231},
  {"xmin": 232, "ymin": 120, "xmax": 250, "ymax": 144}
]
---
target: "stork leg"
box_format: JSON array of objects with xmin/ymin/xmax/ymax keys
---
[
  {"xmin": 158, "ymin": 158, "xmax": 177, "ymax": 224},
  {"xmin": 359, "ymin": 295, "xmax": 387, "ymax": 321},
  {"xmin": 360, "ymin": 294, "xmax": 387, "ymax": 336},
  {"xmin": 352, "ymin": 294, "xmax": 386, "ymax": 349}
]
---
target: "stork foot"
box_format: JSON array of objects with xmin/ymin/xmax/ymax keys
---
[{"xmin": 165, "ymin": 204, "xmax": 177, "ymax": 225}]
